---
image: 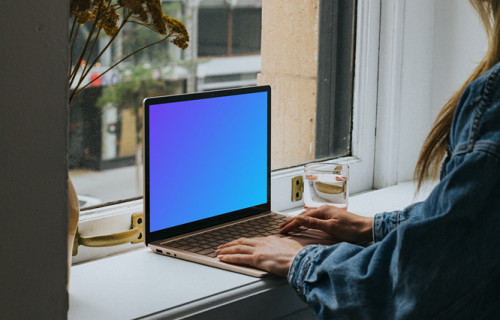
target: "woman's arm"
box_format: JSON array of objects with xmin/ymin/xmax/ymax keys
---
[
  {"xmin": 288, "ymin": 150, "xmax": 500, "ymax": 319},
  {"xmin": 278, "ymin": 200, "xmax": 425, "ymax": 244}
]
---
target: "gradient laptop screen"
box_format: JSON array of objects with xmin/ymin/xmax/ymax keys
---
[{"xmin": 145, "ymin": 86, "xmax": 270, "ymax": 236}]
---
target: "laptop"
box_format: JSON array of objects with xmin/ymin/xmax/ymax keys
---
[{"xmin": 143, "ymin": 85, "xmax": 336, "ymax": 277}]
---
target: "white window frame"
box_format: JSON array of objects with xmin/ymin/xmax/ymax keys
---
[
  {"xmin": 374, "ymin": 0, "xmax": 405, "ymax": 188},
  {"xmin": 73, "ymin": 0, "xmax": 382, "ymax": 264}
]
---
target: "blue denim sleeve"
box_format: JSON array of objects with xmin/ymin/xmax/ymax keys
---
[
  {"xmin": 288, "ymin": 151, "xmax": 500, "ymax": 319},
  {"xmin": 372, "ymin": 202, "xmax": 423, "ymax": 242}
]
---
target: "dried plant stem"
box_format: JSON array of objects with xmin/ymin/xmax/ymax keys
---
[
  {"xmin": 69, "ymin": 16, "xmax": 77, "ymax": 42},
  {"xmin": 77, "ymin": 12, "xmax": 132, "ymax": 86},
  {"xmin": 69, "ymin": 19, "xmax": 78, "ymax": 77},
  {"xmin": 69, "ymin": 0, "xmax": 105, "ymax": 88},
  {"xmin": 70, "ymin": 27, "xmax": 81, "ymax": 77},
  {"xmin": 68, "ymin": 2, "xmax": 190, "ymax": 104},
  {"xmin": 78, "ymin": 0, "xmax": 112, "ymax": 82},
  {"xmin": 70, "ymin": 12, "xmax": 133, "ymax": 104},
  {"xmin": 80, "ymin": 26, "xmax": 103, "ymax": 80},
  {"xmin": 71, "ymin": 32, "xmax": 171, "ymax": 102}
]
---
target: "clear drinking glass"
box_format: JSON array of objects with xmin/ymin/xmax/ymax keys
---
[{"xmin": 303, "ymin": 162, "xmax": 349, "ymax": 209}]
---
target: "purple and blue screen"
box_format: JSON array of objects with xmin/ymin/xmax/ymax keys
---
[{"xmin": 148, "ymin": 92, "xmax": 268, "ymax": 232}]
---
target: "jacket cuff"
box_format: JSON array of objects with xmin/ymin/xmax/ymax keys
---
[
  {"xmin": 288, "ymin": 245, "xmax": 322, "ymax": 301},
  {"xmin": 373, "ymin": 202, "xmax": 420, "ymax": 242},
  {"xmin": 373, "ymin": 210, "xmax": 401, "ymax": 242}
]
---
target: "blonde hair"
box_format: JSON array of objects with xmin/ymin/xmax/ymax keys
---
[{"xmin": 415, "ymin": 0, "xmax": 500, "ymax": 190}]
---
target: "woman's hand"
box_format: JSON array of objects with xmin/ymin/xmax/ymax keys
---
[
  {"xmin": 216, "ymin": 236, "xmax": 304, "ymax": 277},
  {"xmin": 280, "ymin": 205, "xmax": 373, "ymax": 244}
]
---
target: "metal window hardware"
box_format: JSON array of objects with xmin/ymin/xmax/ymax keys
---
[
  {"xmin": 291, "ymin": 176, "xmax": 304, "ymax": 201},
  {"xmin": 72, "ymin": 213, "xmax": 144, "ymax": 256}
]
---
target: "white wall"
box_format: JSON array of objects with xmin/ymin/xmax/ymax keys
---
[
  {"xmin": 0, "ymin": 1, "xmax": 69, "ymax": 319},
  {"xmin": 431, "ymin": 0, "xmax": 488, "ymax": 120},
  {"xmin": 379, "ymin": 0, "xmax": 488, "ymax": 184},
  {"xmin": 397, "ymin": 0, "xmax": 436, "ymax": 183}
]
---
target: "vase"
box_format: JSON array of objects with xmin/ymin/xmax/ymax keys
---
[{"xmin": 67, "ymin": 177, "xmax": 80, "ymax": 287}]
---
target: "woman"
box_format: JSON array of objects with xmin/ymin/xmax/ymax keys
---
[{"xmin": 217, "ymin": 0, "xmax": 500, "ymax": 318}]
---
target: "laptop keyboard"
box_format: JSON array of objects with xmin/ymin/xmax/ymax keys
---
[{"xmin": 161, "ymin": 213, "xmax": 290, "ymax": 258}]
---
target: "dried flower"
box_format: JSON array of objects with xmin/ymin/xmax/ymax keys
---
[
  {"xmin": 69, "ymin": 0, "xmax": 190, "ymax": 104},
  {"xmin": 145, "ymin": 0, "xmax": 166, "ymax": 34},
  {"xmin": 119, "ymin": 0, "xmax": 148, "ymax": 22},
  {"xmin": 70, "ymin": 0, "xmax": 93, "ymax": 24},
  {"xmin": 70, "ymin": 0, "xmax": 92, "ymax": 18},
  {"xmin": 166, "ymin": 17, "xmax": 190, "ymax": 49},
  {"xmin": 91, "ymin": 1, "xmax": 119, "ymax": 36}
]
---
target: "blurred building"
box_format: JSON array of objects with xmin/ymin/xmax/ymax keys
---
[{"xmin": 69, "ymin": 0, "xmax": 262, "ymax": 170}]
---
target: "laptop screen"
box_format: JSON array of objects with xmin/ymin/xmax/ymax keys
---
[{"xmin": 144, "ymin": 86, "xmax": 271, "ymax": 241}]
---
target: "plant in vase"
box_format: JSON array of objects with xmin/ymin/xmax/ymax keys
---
[{"xmin": 68, "ymin": 0, "xmax": 189, "ymax": 271}]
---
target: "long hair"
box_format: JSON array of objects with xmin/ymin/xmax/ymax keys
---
[{"xmin": 415, "ymin": 0, "xmax": 500, "ymax": 190}]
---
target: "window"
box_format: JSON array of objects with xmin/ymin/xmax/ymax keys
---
[
  {"xmin": 198, "ymin": 7, "xmax": 261, "ymax": 56},
  {"xmin": 69, "ymin": 1, "xmax": 187, "ymax": 208},
  {"xmin": 316, "ymin": 0, "xmax": 356, "ymax": 159},
  {"xmin": 69, "ymin": 0, "xmax": 360, "ymax": 209},
  {"xmin": 70, "ymin": 0, "xmax": 368, "ymax": 263}
]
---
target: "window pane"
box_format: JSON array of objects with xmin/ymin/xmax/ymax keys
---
[
  {"xmin": 69, "ymin": 0, "xmax": 355, "ymax": 209},
  {"xmin": 315, "ymin": 0, "xmax": 356, "ymax": 159},
  {"xmin": 69, "ymin": 1, "xmax": 186, "ymax": 208},
  {"xmin": 232, "ymin": 8, "xmax": 261, "ymax": 55},
  {"xmin": 198, "ymin": 8, "xmax": 229, "ymax": 56}
]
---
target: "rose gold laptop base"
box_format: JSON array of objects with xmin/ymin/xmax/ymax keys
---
[{"xmin": 149, "ymin": 211, "xmax": 337, "ymax": 277}]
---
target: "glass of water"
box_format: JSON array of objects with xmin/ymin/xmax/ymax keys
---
[{"xmin": 303, "ymin": 162, "xmax": 349, "ymax": 209}]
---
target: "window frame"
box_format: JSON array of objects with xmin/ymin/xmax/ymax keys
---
[
  {"xmin": 73, "ymin": 0, "xmax": 381, "ymax": 264},
  {"xmin": 315, "ymin": 0, "xmax": 357, "ymax": 159}
]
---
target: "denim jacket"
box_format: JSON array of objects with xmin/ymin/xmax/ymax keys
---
[{"xmin": 288, "ymin": 61, "xmax": 500, "ymax": 319}]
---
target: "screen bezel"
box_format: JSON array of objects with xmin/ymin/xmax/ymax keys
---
[{"xmin": 143, "ymin": 85, "xmax": 271, "ymax": 244}]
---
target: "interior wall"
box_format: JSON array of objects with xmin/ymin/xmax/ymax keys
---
[
  {"xmin": 0, "ymin": 1, "xmax": 69, "ymax": 319},
  {"xmin": 431, "ymin": 0, "xmax": 488, "ymax": 120},
  {"xmin": 396, "ymin": 0, "xmax": 436, "ymax": 183},
  {"xmin": 396, "ymin": 0, "xmax": 488, "ymax": 183}
]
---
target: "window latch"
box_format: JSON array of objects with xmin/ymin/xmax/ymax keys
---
[{"xmin": 72, "ymin": 213, "xmax": 144, "ymax": 256}]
